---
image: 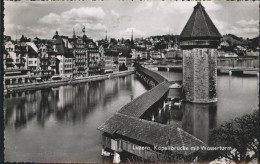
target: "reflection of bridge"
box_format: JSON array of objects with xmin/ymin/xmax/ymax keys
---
[
  {"xmin": 146, "ymin": 65, "xmax": 259, "ymax": 76},
  {"xmin": 98, "ymin": 65, "xmax": 205, "ymax": 162}
]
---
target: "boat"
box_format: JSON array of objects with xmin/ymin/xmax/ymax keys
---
[
  {"xmin": 243, "ymin": 70, "xmax": 257, "ymax": 76},
  {"xmin": 52, "ymin": 75, "xmax": 62, "ymax": 80}
]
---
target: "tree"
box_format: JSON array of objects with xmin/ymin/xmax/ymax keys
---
[
  {"xmin": 110, "ymin": 38, "xmax": 117, "ymax": 45},
  {"xmin": 209, "ymin": 110, "xmax": 259, "ymax": 163}
]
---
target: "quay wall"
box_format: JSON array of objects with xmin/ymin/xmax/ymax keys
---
[{"xmin": 4, "ymin": 70, "xmax": 134, "ymax": 94}]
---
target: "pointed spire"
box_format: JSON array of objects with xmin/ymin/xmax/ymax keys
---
[
  {"xmin": 73, "ymin": 28, "xmax": 76, "ymax": 38},
  {"xmin": 179, "ymin": 2, "xmax": 221, "ymax": 49},
  {"xmin": 53, "ymin": 30, "xmax": 59, "ymax": 39},
  {"xmin": 105, "ymin": 31, "xmax": 108, "ymax": 41},
  {"xmin": 180, "ymin": 2, "xmax": 221, "ymax": 41},
  {"xmin": 131, "ymin": 29, "xmax": 133, "ymax": 42}
]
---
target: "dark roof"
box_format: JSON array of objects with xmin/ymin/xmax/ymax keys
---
[
  {"xmin": 14, "ymin": 44, "xmax": 27, "ymax": 53},
  {"xmin": 54, "ymin": 37, "xmax": 65, "ymax": 55},
  {"xmin": 118, "ymin": 81, "xmax": 170, "ymax": 117},
  {"xmin": 28, "ymin": 45, "xmax": 38, "ymax": 58},
  {"xmin": 98, "ymin": 113, "xmax": 205, "ymax": 156},
  {"xmin": 136, "ymin": 65, "xmax": 166, "ymax": 83},
  {"xmin": 64, "ymin": 48, "xmax": 74, "ymax": 58},
  {"xmin": 180, "ymin": 2, "xmax": 221, "ymax": 41}
]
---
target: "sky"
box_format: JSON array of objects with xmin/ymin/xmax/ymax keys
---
[{"xmin": 4, "ymin": 0, "xmax": 259, "ymax": 41}]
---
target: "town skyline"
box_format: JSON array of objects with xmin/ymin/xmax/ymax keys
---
[{"xmin": 4, "ymin": 0, "xmax": 259, "ymax": 41}]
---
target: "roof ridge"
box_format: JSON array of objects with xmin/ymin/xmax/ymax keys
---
[
  {"xmin": 118, "ymin": 81, "xmax": 167, "ymax": 113},
  {"xmin": 180, "ymin": 2, "xmax": 221, "ymax": 40},
  {"xmin": 177, "ymin": 128, "xmax": 187, "ymax": 155},
  {"xmin": 177, "ymin": 128, "xmax": 206, "ymax": 146},
  {"xmin": 200, "ymin": 4, "xmax": 211, "ymax": 36},
  {"xmin": 116, "ymin": 113, "xmax": 170, "ymax": 127},
  {"xmin": 116, "ymin": 113, "xmax": 182, "ymax": 129},
  {"xmin": 191, "ymin": 9, "xmax": 198, "ymax": 37}
]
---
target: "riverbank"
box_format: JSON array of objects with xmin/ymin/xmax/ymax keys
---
[{"xmin": 4, "ymin": 70, "xmax": 135, "ymax": 94}]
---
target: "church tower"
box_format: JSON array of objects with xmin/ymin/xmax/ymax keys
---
[
  {"xmin": 180, "ymin": 2, "xmax": 221, "ymax": 103},
  {"xmin": 73, "ymin": 28, "xmax": 76, "ymax": 38}
]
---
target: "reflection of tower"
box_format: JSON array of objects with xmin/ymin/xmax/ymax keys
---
[
  {"xmin": 180, "ymin": 2, "xmax": 221, "ymax": 103},
  {"xmin": 182, "ymin": 102, "xmax": 217, "ymax": 144}
]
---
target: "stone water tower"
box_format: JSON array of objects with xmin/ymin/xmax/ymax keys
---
[{"xmin": 180, "ymin": 2, "xmax": 222, "ymax": 103}]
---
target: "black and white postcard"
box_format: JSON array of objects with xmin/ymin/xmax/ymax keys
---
[{"xmin": 1, "ymin": 0, "xmax": 259, "ymax": 163}]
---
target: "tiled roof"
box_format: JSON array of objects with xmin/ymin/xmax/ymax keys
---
[
  {"xmin": 98, "ymin": 66, "xmax": 206, "ymax": 156},
  {"xmin": 118, "ymin": 81, "xmax": 170, "ymax": 117},
  {"xmin": 136, "ymin": 65, "xmax": 166, "ymax": 83},
  {"xmin": 64, "ymin": 48, "xmax": 74, "ymax": 58},
  {"xmin": 180, "ymin": 2, "xmax": 221, "ymax": 41},
  {"xmin": 54, "ymin": 37, "xmax": 65, "ymax": 55},
  {"xmin": 98, "ymin": 113, "xmax": 205, "ymax": 155},
  {"xmin": 28, "ymin": 45, "xmax": 38, "ymax": 58}
]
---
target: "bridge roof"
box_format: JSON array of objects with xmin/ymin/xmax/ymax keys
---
[
  {"xmin": 180, "ymin": 2, "xmax": 221, "ymax": 41},
  {"xmin": 137, "ymin": 65, "xmax": 166, "ymax": 83},
  {"xmin": 118, "ymin": 81, "xmax": 170, "ymax": 117},
  {"xmin": 98, "ymin": 113, "xmax": 205, "ymax": 156}
]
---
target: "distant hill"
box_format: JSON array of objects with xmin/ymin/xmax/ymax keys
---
[
  {"xmin": 140, "ymin": 33, "xmax": 258, "ymax": 49},
  {"xmin": 247, "ymin": 37, "xmax": 259, "ymax": 49},
  {"xmin": 222, "ymin": 34, "xmax": 259, "ymax": 49},
  {"xmin": 222, "ymin": 34, "xmax": 248, "ymax": 46}
]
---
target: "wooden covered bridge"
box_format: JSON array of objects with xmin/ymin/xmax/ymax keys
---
[{"xmin": 98, "ymin": 65, "xmax": 205, "ymax": 162}]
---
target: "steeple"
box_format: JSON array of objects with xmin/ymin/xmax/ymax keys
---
[
  {"xmin": 180, "ymin": 2, "xmax": 221, "ymax": 48},
  {"xmin": 73, "ymin": 28, "xmax": 76, "ymax": 38},
  {"xmin": 105, "ymin": 31, "xmax": 108, "ymax": 41},
  {"xmin": 52, "ymin": 30, "xmax": 59, "ymax": 39},
  {"xmin": 131, "ymin": 29, "xmax": 133, "ymax": 42}
]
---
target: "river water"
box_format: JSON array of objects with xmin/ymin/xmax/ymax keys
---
[
  {"xmin": 4, "ymin": 71, "xmax": 258, "ymax": 162},
  {"xmin": 4, "ymin": 75, "xmax": 147, "ymax": 162},
  {"xmin": 153, "ymin": 71, "xmax": 258, "ymax": 144}
]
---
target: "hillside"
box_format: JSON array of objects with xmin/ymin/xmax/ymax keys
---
[{"xmin": 222, "ymin": 34, "xmax": 248, "ymax": 45}]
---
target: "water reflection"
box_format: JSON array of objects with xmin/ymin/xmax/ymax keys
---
[
  {"xmin": 154, "ymin": 70, "xmax": 258, "ymax": 145},
  {"xmin": 182, "ymin": 102, "xmax": 217, "ymax": 144},
  {"xmin": 4, "ymin": 75, "xmax": 137, "ymax": 129},
  {"xmin": 217, "ymin": 58, "xmax": 259, "ymax": 68},
  {"xmin": 4, "ymin": 74, "xmax": 148, "ymax": 162}
]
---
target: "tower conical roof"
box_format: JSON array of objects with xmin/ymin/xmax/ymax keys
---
[{"xmin": 180, "ymin": 2, "xmax": 221, "ymax": 41}]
